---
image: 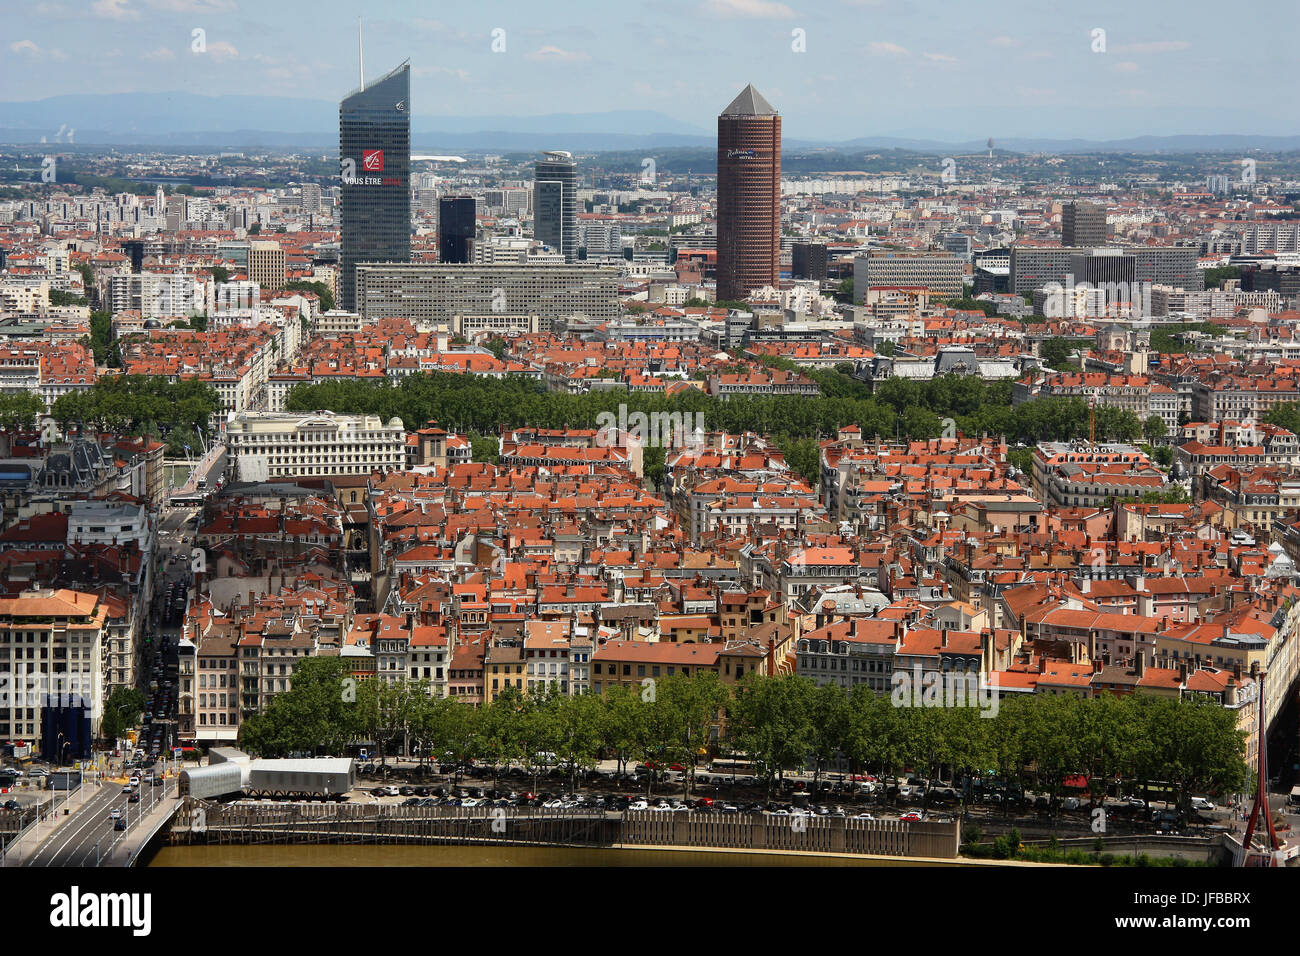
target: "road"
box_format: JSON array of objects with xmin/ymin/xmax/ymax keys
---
[
  {"xmin": 170, "ymin": 443, "xmax": 225, "ymax": 501},
  {"xmin": 22, "ymin": 776, "xmax": 175, "ymax": 867}
]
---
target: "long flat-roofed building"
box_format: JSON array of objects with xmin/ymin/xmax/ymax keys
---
[
  {"xmin": 227, "ymin": 410, "xmax": 406, "ymax": 481},
  {"xmin": 355, "ymin": 262, "xmax": 621, "ymax": 325}
]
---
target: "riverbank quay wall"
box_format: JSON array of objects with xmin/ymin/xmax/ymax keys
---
[{"xmin": 166, "ymin": 799, "xmax": 961, "ymax": 859}]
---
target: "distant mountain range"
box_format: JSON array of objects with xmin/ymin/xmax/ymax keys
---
[{"xmin": 2, "ymin": 92, "xmax": 1299, "ymax": 154}]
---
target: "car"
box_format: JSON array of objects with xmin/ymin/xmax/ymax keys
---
[
  {"xmin": 401, "ymin": 797, "xmax": 421, "ymax": 807},
  {"xmin": 109, "ymin": 808, "xmax": 122, "ymax": 820},
  {"xmin": 899, "ymin": 811, "xmax": 923, "ymax": 822},
  {"xmin": 1063, "ymin": 797, "xmax": 1082, "ymax": 811},
  {"xmin": 27, "ymin": 768, "xmax": 48, "ymax": 777},
  {"xmin": 151, "ymin": 775, "xmax": 164, "ymax": 787},
  {"xmin": 122, "ymin": 783, "xmax": 135, "ymax": 794},
  {"xmin": 1191, "ymin": 797, "xmax": 1217, "ymax": 812},
  {"xmin": 114, "ymin": 817, "xmax": 127, "ymax": 831},
  {"xmin": 1126, "ymin": 796, "xmax": 1147, "ymax": 809},
  {"xmin": 3, "ymin": 799, "xmax": 20, "ymax": 811},
  {"xmin": 128, "ymin": 790, "xmax": 140, "ymax": 803},
  {"xmin": 628, "ymin": 799, "xmax": 649, "ymax": 811}
]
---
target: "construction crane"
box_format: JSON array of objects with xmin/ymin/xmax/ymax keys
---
[{"xmin": 1088, "ymin": 393, "xmax": 1096, "ymax": 444}]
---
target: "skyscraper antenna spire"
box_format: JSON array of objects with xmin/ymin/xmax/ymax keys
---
[{"xmin": 358, "ymin": 16, "xmax": 365, "ymax": 91}]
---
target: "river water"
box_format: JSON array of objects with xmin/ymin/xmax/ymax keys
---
[{"xmin": 148, "ymin": 844, "xmax": 934, "ymax": 867}]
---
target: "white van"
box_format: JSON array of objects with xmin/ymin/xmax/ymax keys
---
[{"xmin": 1190, "ymin": 796, "xmax": 1216, "ymax": 812}]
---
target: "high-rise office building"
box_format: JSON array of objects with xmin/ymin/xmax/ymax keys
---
[
  {"xmin": 339, "ymin": 60, "xmax": 411, "ymax": 312},
  {"xmin": 439, "ymin": 195, "xmax": 477, "ymax": 264},
  {"xmin": 716, "ymin": 84, "xmax": 781, "ymax": 302},
  {"xmin": 792, "ymin": 242, "xmax": 828, "ymax": 281},
  {"xmin": 248, "ymin": 240, "xmax": 286, "ymax": 289},
  {"xmin": 1062, "ymin": 201, "xmax": 1107, "ymax": 247},
  {"xmin": 534, "ymin": 151, "xmax": 578, "ymax": 262},
  {"xmin": 121, "ymin": 240, "xmax": 145, "ymax": 274}
]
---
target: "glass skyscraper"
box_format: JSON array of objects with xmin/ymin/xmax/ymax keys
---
[
  {"xmin": 339, "ymin": 60, "xmax": 411, "ymax": 312},
  {"xmin": 438, "ymin": 195, "xmax": 477, "ymax": 264},
  {"xmin": 534, "ymin": 151, "xmax": 578, "ymax": 263}
]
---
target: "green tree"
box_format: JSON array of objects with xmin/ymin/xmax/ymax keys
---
[
  {"xmin": 775, "ymin": 435, "xmax": 820, "ymax": 485},
  {"xmin": 643, "ymin": 445, "xmax": 666, "ymax": 491},
  {"xmin": 1039, "ymin": 337, "xmax": 1075, "ymax": 369},
  {"xmin": 0, "ymin": 393, "xmax": 44, "ymax": 432},
  {"xmin": 1264, "ymin": 401, "xmax": 1300, "ymax": 436},
  {"xmin": 727, "ymin": 672, "xmax": 814, "ymax": 796},
  {"xmin": 100, "ymin": 688, "xmax": 147, "ymax": 743},
  {"xmin": 656, "ymin": 672, "xmax": 730, "ymax": 798},
  {"xmin": 468, "ymin": 431, "xmax": 499, "ymax": 464},
  {"xmin": 283, "ymin": 280, "xmax": 335, "ymax": 312}
]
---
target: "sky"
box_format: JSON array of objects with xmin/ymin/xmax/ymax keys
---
[{"xmin": 3, "ymin": 0, "xmax": 1298, "ymax": 142}]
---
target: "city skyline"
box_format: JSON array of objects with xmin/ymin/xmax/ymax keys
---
[{"xmin": 3, "ymin": 0, "xmax": 1299, "ymax": 142}]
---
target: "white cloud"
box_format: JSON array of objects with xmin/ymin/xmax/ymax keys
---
[
  {"xmin": 143, "ymin": 47, "xmax": 177, "ymax": 61},
  {"xmin": 1117, "ymin": 40, "xmax": 1191, "ymax": 54},
  {"xmin": 142, "ymin": 0, "xmax": 239, "ymax": 11},
  {"xmin": 92, "ymin": 0, "xmax": 140, "ymax": 20},
  {"xmin": 922, "ymin": 52, "xmax": 958, "ymax": 63},
  {"xmin": 1113, "ymin": 61, "xmax": 1139, "ymax": 73},
  {"xmin": 413, "ymin": 65, "xmax": 470, "ymax": 82},
  {"xmin": 868, "ymin": 41, "xmax": 909, "ymax": 56},
  {"xmin": 989, "ymin": 35, "xmax": 1019, "ymax": 48},
  {"xmin": 702, "ymin": 0, "xmax": 795, "ymax": 17},
  {"xmin": 526, "ymin": 46, "xmax": 591, "ymax": 63},
  {"xmin": 8, "ymin": 38, "xmax": 67, "ymax": 60},
  {"xmin": 207, "ymin": 40, "xmax": 239, "ymax": 60}
]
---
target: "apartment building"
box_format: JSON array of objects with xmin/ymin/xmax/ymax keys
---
[
  {"xmin": 0, "ymin": 589, "xmax": 107, "ymax": 758},
  {"xmin": 106, "ymin": 272, "xmax": 203, "ymax": 317}
]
